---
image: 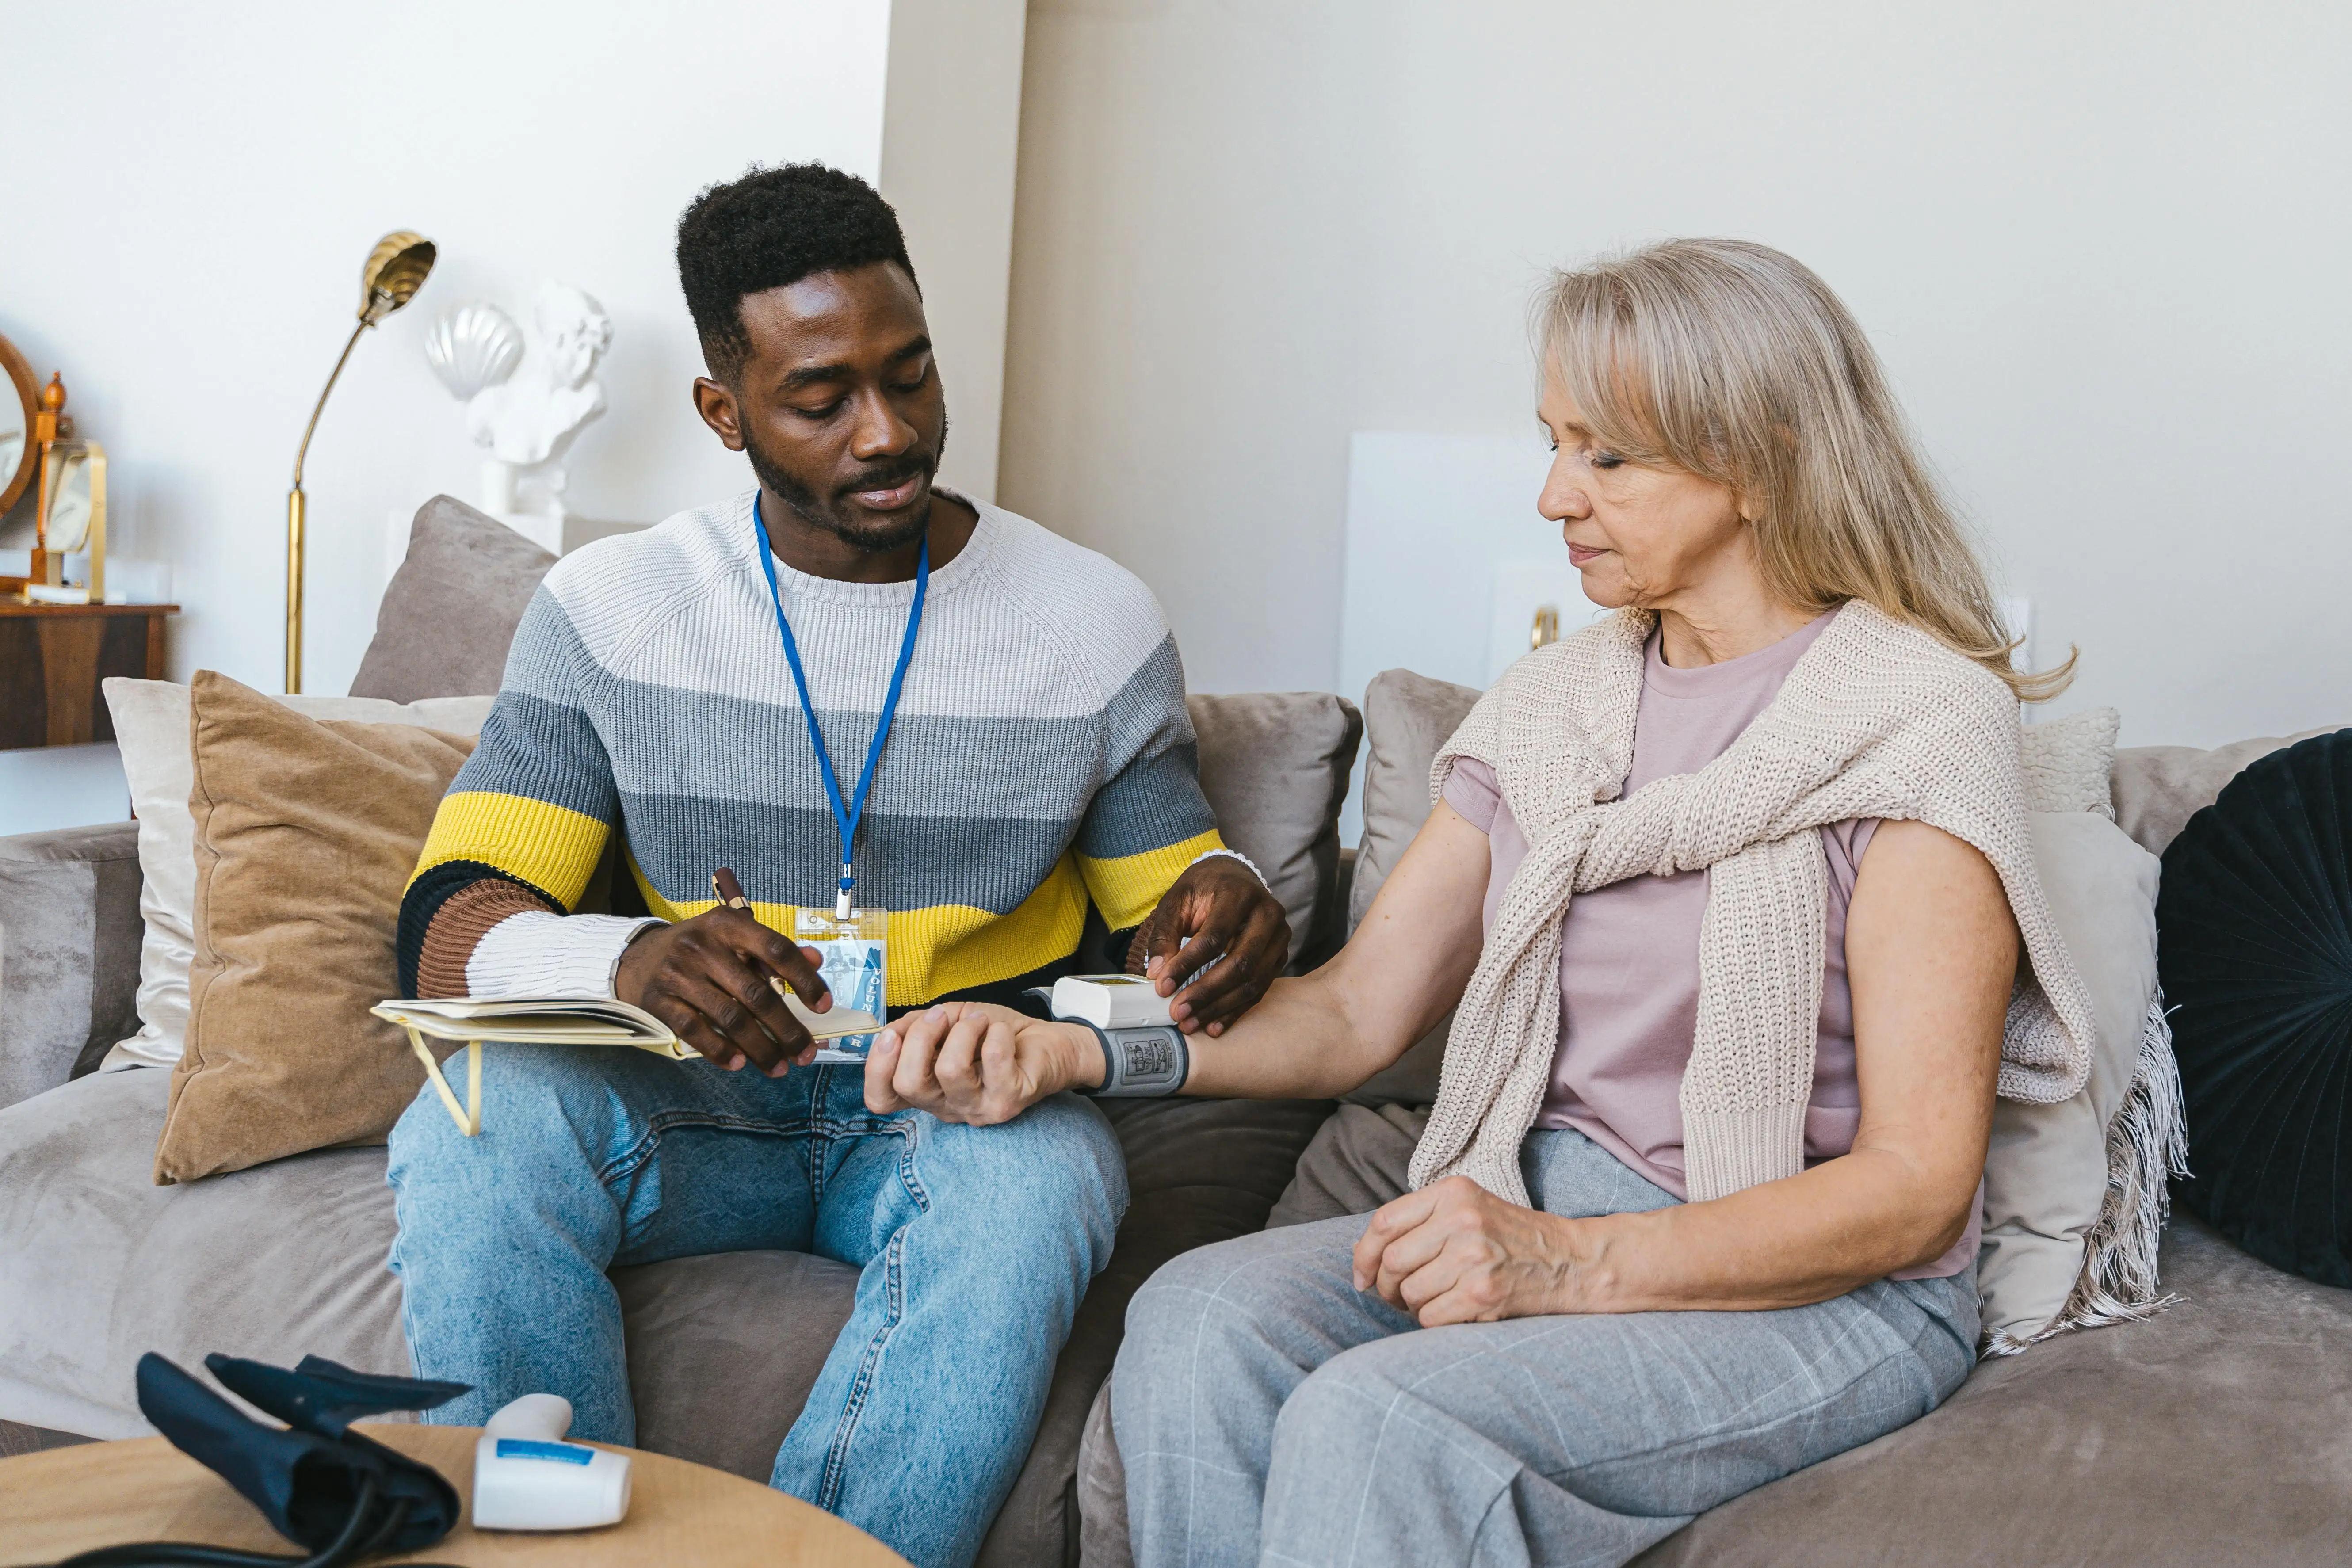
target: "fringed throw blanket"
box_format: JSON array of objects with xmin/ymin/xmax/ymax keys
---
[{"xmin": 1415, "ymin": 600, "xmax": 2096, "ymax": 1206}]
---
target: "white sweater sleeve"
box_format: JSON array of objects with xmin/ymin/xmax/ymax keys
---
[{"xmin": 465, "ymin": 910, "xmax": 661, "ymax": 999}]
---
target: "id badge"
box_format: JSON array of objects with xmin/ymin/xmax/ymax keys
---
[{"xmin": 794, "ymin": 906, "xmax": 888, "ymax": 1063}]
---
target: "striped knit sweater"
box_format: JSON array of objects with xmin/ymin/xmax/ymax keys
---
[{"xmin": 395, "ymin": 490, "xmax": 1224, "ymax": 1007}]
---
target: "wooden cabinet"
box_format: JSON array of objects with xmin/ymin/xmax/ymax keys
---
[{"xmin": 0, "ymin": 602, "xmax": 176, "ymax": 750}]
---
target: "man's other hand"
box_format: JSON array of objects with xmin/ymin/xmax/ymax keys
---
[
  {"xmin": 864, "ymin": 1001, "xmax": 1100, "ymax": 1125},
  {"xmin": 615, "ymin": 909, "xmax": 832, "ymax": 1076},
  {"xmin": 1127, "ymin": 855, "xmax": 1288, "ymax": 1035}
]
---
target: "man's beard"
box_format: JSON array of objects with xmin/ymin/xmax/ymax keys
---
[{"xmin": 746, "ymin": 416, "xmax": 949, "ymax": 555}]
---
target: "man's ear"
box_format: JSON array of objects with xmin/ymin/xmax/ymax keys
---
[{"xmin": 692, "ymin": 376, "xmax": 746, "ymax": 452}]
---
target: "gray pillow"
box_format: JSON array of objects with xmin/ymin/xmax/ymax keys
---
[
  {"xmin": 350, "ymin": 495, "xmax": 555, "ymax": 702},
  {"xmin": 1187, "ymin": 692, "xmax": 1362, "ymax": 969}
]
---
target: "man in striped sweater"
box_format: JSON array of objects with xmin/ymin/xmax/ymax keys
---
[{"xmin": 383, "ymin": 166, "xmax": 1287, "ymax": 1568}]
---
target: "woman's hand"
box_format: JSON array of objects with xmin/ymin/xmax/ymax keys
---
[
  {"xmin": 1352, "ymin": 1175, "xmax": 1596, "ymax": 1326},
  {"xmin": 863, "ymin": 1001, "xmax": 1102, "ymax": 1125}
]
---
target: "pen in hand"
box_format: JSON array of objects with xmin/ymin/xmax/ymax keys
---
[{"xmin": 711, "ymin": 867, "xmax": 830, "ymax": 1011}]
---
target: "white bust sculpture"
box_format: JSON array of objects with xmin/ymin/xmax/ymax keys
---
[
  {"xmin": 467, "ymin": 282, "xmax": 611, "ymax": 469},
  {"xmin": 423, "ymin": 282, "xmax": 611, "ymax": 552}
]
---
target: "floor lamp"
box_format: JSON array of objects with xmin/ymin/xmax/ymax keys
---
[{"xmin": 286, "ymin": 231, "xmax": 435, "ymax": 693}]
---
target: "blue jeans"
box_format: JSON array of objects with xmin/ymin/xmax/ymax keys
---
[
  {"xmin": 1113, "ymin": 1128, "xmax": 1977, "ymax": 1568},
  {"xmin": 385, "ymin": 1045, "xmax": 1127, "ymax": 1568}
]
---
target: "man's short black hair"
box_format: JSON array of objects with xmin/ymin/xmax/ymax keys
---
[{"xmin": 676, "ymin": 164, "xmax": 918, "ymax": 383}]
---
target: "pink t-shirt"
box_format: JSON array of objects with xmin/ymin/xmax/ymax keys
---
[{"xmin": 1443, "ymin": 611, "xmax": 1979, "ymax": 1279}]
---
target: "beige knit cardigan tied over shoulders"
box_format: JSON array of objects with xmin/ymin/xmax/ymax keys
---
[{"xmin": 1412, "ymin": 599, "xmax": 2098, "ymax": 1207}]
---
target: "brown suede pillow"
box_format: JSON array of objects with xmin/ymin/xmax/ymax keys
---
[{"xmin": 154, "ymin": 670, "xmax": 477, "ymax": 1183}]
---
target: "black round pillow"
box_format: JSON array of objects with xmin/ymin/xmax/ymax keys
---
[{"xmin": 2158, "ymin": 727, "xmax": 2352, "ymax": 1286}]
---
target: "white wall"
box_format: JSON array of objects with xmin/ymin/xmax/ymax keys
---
[
  {"xmin": 1002, "ymin": 0, "xmax": 2352, "ymax": 747},
  {"xmin": 881, "ymin": 0, "xmax": 1029, "ymax": 503},
  {"xmin": 1, "ymin": 0, "xmax": 1025, "ymax": 702}
]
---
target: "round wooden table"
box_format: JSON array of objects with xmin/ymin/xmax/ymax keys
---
[{"xmin": 0, "ymin": 1424, "xmax": 908, "ymax": 1567}]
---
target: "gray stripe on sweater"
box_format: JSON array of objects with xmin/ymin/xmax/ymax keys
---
[
  {"xmin": 463, "ymin": 641, "xmax": 1214, "ymax": 856},
  {"xmin": 449, "ymin": 689, "xmax": 619, "ymax": 825},
  {"xmin": 617, "ymin": 794, "xmax": 1082, "ymax": 915}
]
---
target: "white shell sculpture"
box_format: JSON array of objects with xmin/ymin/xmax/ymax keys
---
[{"xmin": 422, "ymin": 303, "xmax": 523, "ymax": 401}]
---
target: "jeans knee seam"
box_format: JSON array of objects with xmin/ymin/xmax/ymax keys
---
[
  {"xmin": 816, "ymin": 1224, "xmax": 908, "ymax": 1508},
  {"xmin": 813, "ymin": 1121, "xmax": 924, "ymax": 1511}
]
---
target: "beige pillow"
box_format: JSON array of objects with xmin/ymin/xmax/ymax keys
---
[
  {"xmin": 101, "ymin": 677, "xmax": 495, "ymax": 1071},
  {"xmin": 2019, "ymin": 706, "xmax": 2119, "ymax": 818},
  {"xmin": 153, "ymin": 671, "xmax": 478, "ymax": 1183},
  {"xmin": 1977, "ymin": 811, "xmax": 2163, "ymax": 1344}
]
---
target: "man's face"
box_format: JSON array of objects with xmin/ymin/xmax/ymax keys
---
[{"xmin": 696, "ymin": 262, "xmax": 948, "ymax": 553}]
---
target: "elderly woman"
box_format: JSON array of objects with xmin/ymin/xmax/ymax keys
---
[{"xmin": 862, "ymin": 238, "xmax": 2094, "ymax": 1566}]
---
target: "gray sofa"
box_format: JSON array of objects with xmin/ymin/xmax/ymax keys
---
[{"xmin": 3, "ymin": 518, "xmax": 2347, "ymax": 1564}]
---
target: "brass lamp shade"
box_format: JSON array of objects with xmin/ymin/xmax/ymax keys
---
[
  {"xmin": 359, "ymin": 233, "xmax": 437, "ymax": 326},
  {"xmin": 286, "ymin": 229, "xmax": 435, "ymax": 692}
]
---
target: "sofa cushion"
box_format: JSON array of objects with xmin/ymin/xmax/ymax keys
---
[
  {"xmin": 158, "ymin": 673, "xmax": 480, "ymax": 1183},
  {"xmin": 611, "ymin": 1250, "xmax": 860, "ymax": 1481},
  {"xmin": 0, "ymin": 822, "xmax": 142, "ymax": 1108},
  {"xmin": 1629, "ymin": 1217, "xmax": 2352, "ymax": 1565},
  {"xmin": 100, "ymin": 679, "xmax": 496, "ymax": 1072},
  {"xmin": 350, "ymin": 494, "xmax": 555, "ymax": 705},
  {"xmin": 0, "ymin": 1068, "xmax": 406, "ymax": 1438},
  {"xmin": 2111, "ymin": 725, "xmax": 2341, "ymax": 857},
  {"xmin": 1186, "ymin": 692, "xmax": 1362, "ymax": 969}
]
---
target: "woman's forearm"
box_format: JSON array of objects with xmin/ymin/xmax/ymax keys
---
[
  {"xmin": 1555, "ymin": 1146, "xmax": 1976, "ymax": 1313},
  {"xmin": 1168, "ymin": 801, "xmax": 1496, "ymax": 1101},
  {"xmin": 1174, "ymin": 969, "xmax": 1401, "ymax": 1099}
]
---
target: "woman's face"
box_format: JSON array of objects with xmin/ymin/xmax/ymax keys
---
[{"xmin": 1536, "ymin": 368, "xmax": 1748, "ymax": 611}]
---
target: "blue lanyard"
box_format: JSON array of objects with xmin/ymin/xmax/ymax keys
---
[{"xmin": 751, "ymin": 496, "xmax": 929, "ymax": 919}]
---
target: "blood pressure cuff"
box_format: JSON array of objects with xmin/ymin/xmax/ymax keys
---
[
  {"xmin": 135, "ymin": 1352, "xmax": 470, "ymax": 1554},
  {"xmin": 1026, "ymin": 987, "xmax": 1191, "ymax": 1096}
]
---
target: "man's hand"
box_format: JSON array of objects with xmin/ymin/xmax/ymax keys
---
[
  {"xmin": 1127, "ymin": 855, "xmax": 1288, "ymax": 1035},
  {"xmin": 1351, "ymin": 1175, "xmax": 1594, "ymax": 1326},
  {"xmin": 864, "ymin": 1001, "xmax": 1101, "ymax": 1125},
  {"xmin": 615, "ymin": 910, "xmax": 832, "ymax": 1076}
]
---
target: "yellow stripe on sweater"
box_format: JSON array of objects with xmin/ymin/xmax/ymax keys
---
[
  {"xmin": 1079, "ymin": 829, "xmax": 1224, "ymax": 933},
  {"xmin": 637, "ymin": 854, "xmax": 1095, "ymax": 1007},
  {"xmin": 409, "ymin": 791, "xmax": 610, "ymax": 910}
]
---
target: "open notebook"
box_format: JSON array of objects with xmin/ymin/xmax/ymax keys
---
[{"xmin": 373, "ymin": 993, "xmax": 882, "ymax": 1136}]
